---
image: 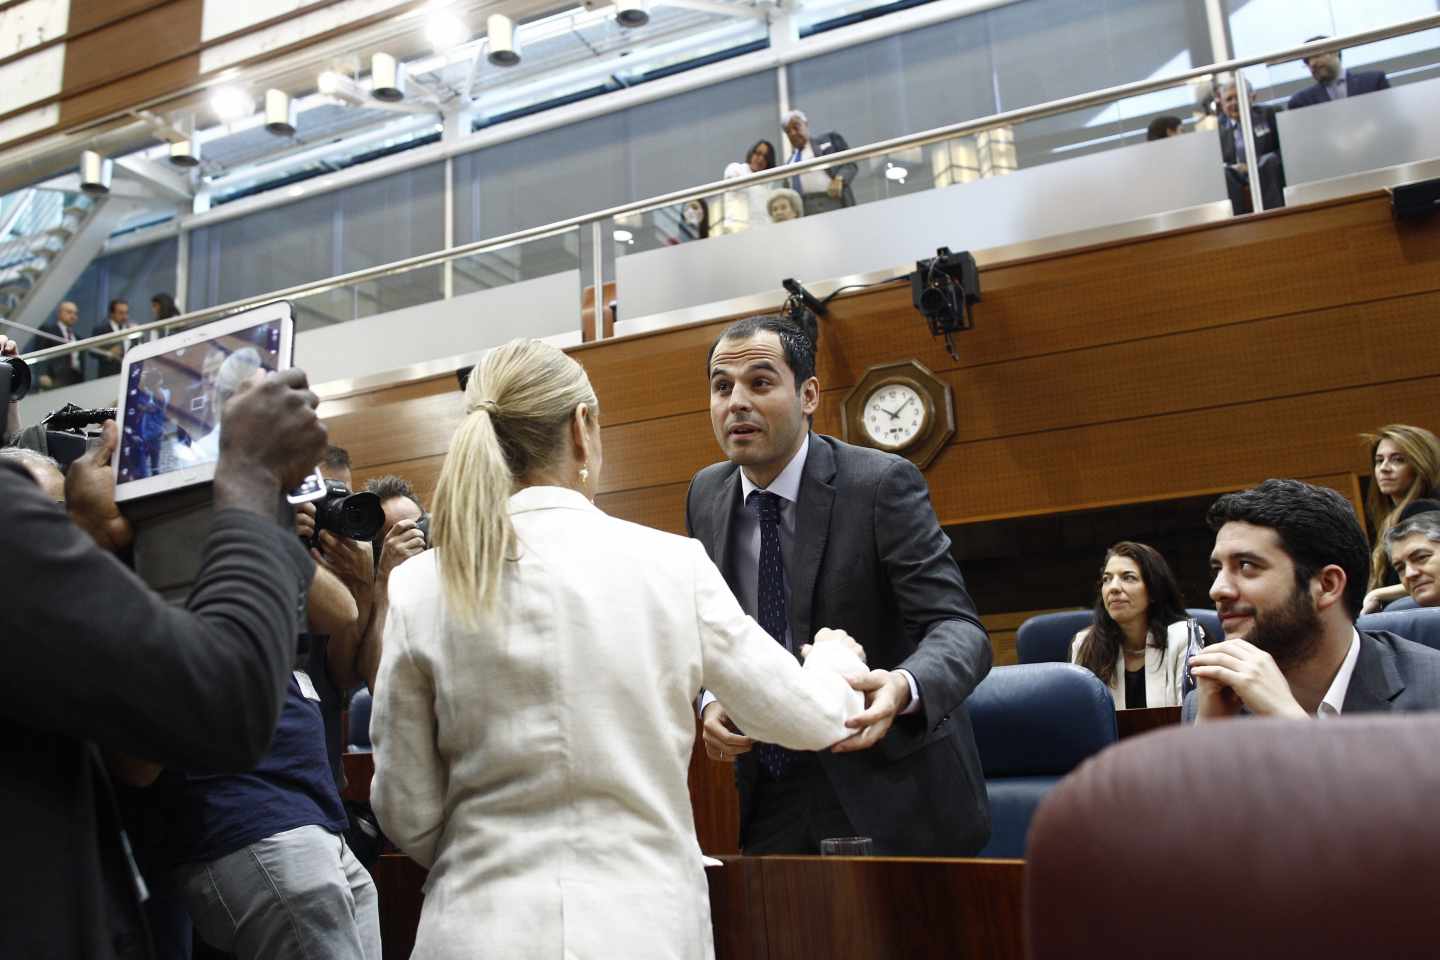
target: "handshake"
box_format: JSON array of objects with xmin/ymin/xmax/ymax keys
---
[{"xmin": 703, "ymin": 627, "xmax": 915, "ymax": 761}]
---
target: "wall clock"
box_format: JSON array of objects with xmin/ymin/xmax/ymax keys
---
[{"xmin": 840, "ymin": 360, "xmax": 954, "ymax": 470}]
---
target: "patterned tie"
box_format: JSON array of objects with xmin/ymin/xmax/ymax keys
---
[{"xmin": 749, "ymin": 489, "xmax": 794, "ymax": 777}]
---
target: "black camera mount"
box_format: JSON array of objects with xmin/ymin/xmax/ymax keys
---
[{"xmin": 911, "ymin": 247, "xmax": 981, "ymax": 360}]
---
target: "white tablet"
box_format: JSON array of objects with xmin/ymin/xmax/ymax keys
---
[{"xmin": 114, "ymin": 302, "xmax": 294, "ymax": 503}]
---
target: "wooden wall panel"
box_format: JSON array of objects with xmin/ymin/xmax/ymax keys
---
[{"xmin": 58, "ymin": 0, "xmax": 203, "ymax": 126}]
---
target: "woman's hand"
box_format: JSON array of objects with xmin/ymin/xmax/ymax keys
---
[{"xmin": 801, "ymin": 627, "xmax": 866, "ymax": 665}]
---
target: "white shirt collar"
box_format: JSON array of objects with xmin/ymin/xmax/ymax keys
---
[
  {"xmin": 739, "ymin": 435, "xmax": 810, "ymax": 506},
  {"xmin": 1317, "ymin": 629, "xmax": 1362, "ymax": 718}
]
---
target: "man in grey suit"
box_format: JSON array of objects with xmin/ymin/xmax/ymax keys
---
[
  {"xmin": 1186, "ymin": 479, "xmax": 1440, "ymax": 721},
  {"xmin": 687, "ymin": 313, "xmax": 991, "ymax": 856},
  {"xmin": 781, "ymin": 109, "xmax": 858, "ymax": 215}
]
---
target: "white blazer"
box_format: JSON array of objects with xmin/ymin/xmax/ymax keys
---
[
  {"xmin": 370, "ymin": 486, "xmax": 864, "ymax": 960},
  {"xmin": 1069, "ymin": 621, "xmax": 1189, "ymax": 709}
]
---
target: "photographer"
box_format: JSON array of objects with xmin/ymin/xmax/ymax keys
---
[
  {"xmin": 1, "ymin": 368, "xmax": 326, "ymax": 959},
  {"xmin": 359, "ymin": 475, "xmax": 428, "ymax": 690}
]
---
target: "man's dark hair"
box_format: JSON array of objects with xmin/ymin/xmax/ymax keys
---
[
  {"xmin": 107, "ymin": 298, "xmax": 128, "ymax": 317},
  {"xmin": 706, "ymin": 312, "xmax": 818, "ymax": 387},
  {"xmin": 1146, "ymin": 116, "xmax": 1182, "ymax": 141},
  {"xmin": 1206, "ymin": 479, "xmax": 1370, "ymax": 621},
  {"xmin": 1398, "ymin": 498, "xmax": 1440, "ymax": 524},
  {"xmin": 1304, "ymin": 35, "xmax": 1340, "ymax": 58},
  {"xmin": 321, "ymin": 445, "xmax": 351, "ymax": 472},
  {"xmin": 365, "ymin": 474, "xmax": 422, "ymax": 510}
]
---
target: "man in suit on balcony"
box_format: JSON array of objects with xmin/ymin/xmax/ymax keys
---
[
  {"xmin": 93, "ymin": 298, "xmax": 134, "ymax": 378},
  {"xmin": 1288, "ymin": 37, "xmax": 1390, "ymax": 111},
  {"xmin": 1216, "ymin": 79, "xmax": 1285, "ymax": 214},
  {"xmin": 781, "ymin": 110, "xmax": 859, "ymax": 216},
  {"xmin": 687, "ymin": 312, "xmax": 992, "ymax": 856},
  {"xmin": 26, "ymin": 300, "xmax": 84, "ymax": 389}
]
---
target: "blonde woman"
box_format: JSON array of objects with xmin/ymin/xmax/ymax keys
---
[
  {"xmin": 1362, "ymin": 424, "xmax": 1440, "ymax": 613},
  {"xmin": 369, "ymin": 339, "xmax": 867, "ymax": 960}
]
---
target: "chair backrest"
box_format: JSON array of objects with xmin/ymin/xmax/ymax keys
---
[
  {"xmin": 968, "ymin": 663, "xmax": 1117, "ymax": 778},
  {"xmin": 1016, "ymin": 610, "xmax": 1093, "ymax": 664},
  {"xmin": 1027, "ymin": 715, "xmax": 1440, "ymax": 958},
  {"xmin": 1385, "ymin": 595, "xmax": 1419, "ymax": 612},
  {"xmin": 1356, "ymin": 607, "xmax": 1440, "ymax": 652}
]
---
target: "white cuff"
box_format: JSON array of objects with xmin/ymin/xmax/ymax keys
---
[
  {"xmin": 897, "ymin": 669, "xmax": 921, "ymax": 716},
  {"xmin": 697, "ymin": 689, "xmax": 717, "ymax": 719}
]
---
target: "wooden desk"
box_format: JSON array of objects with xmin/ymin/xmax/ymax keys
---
[
  {"xmin": 1115, "ymin": 706, "xmax": 1181, "ymax": 739},
  {"xmin": 367, "ymin": 853, "xmax": 1024, "ymax": 960},
  {"xmin": 342, "ymin": 752, "xmax": 374, "ymax": 803},
  {"xmin": 709, "ymin": 856, "xmax": 1025, "ymax": 960}
]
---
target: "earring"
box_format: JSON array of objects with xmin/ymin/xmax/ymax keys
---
[{"xmin": 579, "ymin": 465, "xmax": 590, "ymax": 486}]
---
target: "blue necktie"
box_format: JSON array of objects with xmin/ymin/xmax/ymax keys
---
[
  {"xmin": 749, "ymin": 489, "xmax": 794, "ymax": 777},
  {"xmin": 790, "ymin": 148, "xmax": 804, "ymax": 195}
]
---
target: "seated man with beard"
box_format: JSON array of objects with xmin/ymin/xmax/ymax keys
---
[{"xmin": 1186, "ymin": 479, "xmax": 1440, "ymax": 720}]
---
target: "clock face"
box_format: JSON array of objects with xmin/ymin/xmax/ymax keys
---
[{"xmin": 862, "ymin": 382, "xmax": 928, "ymax": 451}]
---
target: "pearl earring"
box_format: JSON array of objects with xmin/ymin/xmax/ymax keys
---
[{"xmin": 579, "ymin": 465, "xmax": 590, "ymax": 486}]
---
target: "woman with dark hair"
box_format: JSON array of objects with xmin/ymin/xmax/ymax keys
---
[
  {"xmin": 678, "ymin": 199, "xmax": 710, "ymax": 241},
  {"xmin": 1070, "ymin": 541, "xmax": 1191, "ymax": 709},
  {"xmin": 719, "ymin": 139, "xmax": 779, "ymax": 231},
  {"xmin": 151, "ymin": 292, "xmax": 181, "ymax": 321}
]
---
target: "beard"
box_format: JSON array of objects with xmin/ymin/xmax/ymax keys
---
[{"xmin": 1246, "ymin": 585, "xmax": 1323, "ymax": 671}]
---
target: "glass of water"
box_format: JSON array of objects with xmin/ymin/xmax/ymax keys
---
[{"xmin": 820, "ymin": 836, "xmax": 874, "ymax": 856}]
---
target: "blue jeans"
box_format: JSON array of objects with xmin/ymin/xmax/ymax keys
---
[{"xmin": 175, "ymin": 825, "xmax": 380, "ymax": 960}]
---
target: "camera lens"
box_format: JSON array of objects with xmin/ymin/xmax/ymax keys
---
[{"xmin": 3, "ymin": 355, "xmax": 31, "ymax": 401}]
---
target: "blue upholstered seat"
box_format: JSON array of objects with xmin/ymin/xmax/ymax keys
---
[
  {"xmin": 1017, "ymin": 608, "xmax": 1222, "ymax": 665},
  {"xmin": 967, "ymin": 663, "xmax": 1117, "ymax": 857},
  {"xmin": 1356, "ymin": 607, "xmax": 1440, "ymax": 652}
]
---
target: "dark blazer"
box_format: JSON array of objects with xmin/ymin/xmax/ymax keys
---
[
  {"xmin": 26, "ymin": 318, "xmax": 84, "ymax": 387},
  {"xmin": 1288, "ymin": 69, "xmax": 1391, "ymax": 110},
  {"xmin": 809, "ymin": 132, "xmax": 859, "ymax": 207},
  {"xmin": 0, "ymin": 461, "xmax": 314, "ymax": 959},
  {"xmin": 1182, "ymin": 630, "xmax": 1440, "ymax": 722},
  {"xmin": 1218, "ymin": 105, "xmax": 1282, "ymax": 166},
  {"xmin": 685, "ymin": 433, "xmax": 992, "ymax": 855},
  {"xmin": 92, "ymin": 320, "xmax": 132, "ymax": 379}
]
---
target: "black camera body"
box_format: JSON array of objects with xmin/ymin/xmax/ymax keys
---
[
  {"xmin": 308, "ymin": 480, "xmax": 384, "ymax": 548},
  {"xmin": 912, "ymin": 247, "xmax": 980, "ymax": 359}
]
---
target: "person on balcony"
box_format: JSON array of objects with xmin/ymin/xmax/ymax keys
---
[
  {"xmin": 781, "ymin": 109, "xmax": 857, "ymax": 216},
  {"xmin": 26, "ymin": 300, "xmax": 83, "ymax": 389},
  {"xmin": 719, "ymin": 139, "xmax": 779, "ymax": 231},
  {"xmin": 1215, "ymin": 79, "xmax": 1285, "ymax": 214},
  {"xmin": 1288, "ymin": 37, "xmax": 1390, "ymax": 110},
  {"xmin": 93, "ymin": 298, "xmax": 136, "ymax": 378}
]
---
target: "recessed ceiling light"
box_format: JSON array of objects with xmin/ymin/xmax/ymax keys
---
[{"xmin": 210, "ymin": 86, "xmax": 254, "ymax": 121}]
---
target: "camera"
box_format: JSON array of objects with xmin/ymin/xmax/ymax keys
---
[
  {"xmin": 37, "ymin": 403, "xmax": 118, "ymax": 468},
  {"xmin": 912, "ymin": 247, "xmax": 980, "ymax": 359},
  {"xmin": 307, "ymin": 480, "xmax": 384, "ymax": 547}
]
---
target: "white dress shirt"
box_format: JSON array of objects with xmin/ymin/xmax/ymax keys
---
[
  {"xmin": 1317, "ymin": 629, "xmax": 1362, "ymax": 718},
  {"xmin": 786, "ymin": 142, "xmax": 833, "ymax": 196}
]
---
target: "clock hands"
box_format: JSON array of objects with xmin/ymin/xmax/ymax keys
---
[{"xmin": 882, "ymin": 396, "xmax": 917, "ymax": 420}]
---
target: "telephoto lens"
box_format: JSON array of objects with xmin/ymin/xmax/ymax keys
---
[
  {"xmin": 3, "ymin": 354, "xmax": 31, "ymax": 401},
  {"xmin": 313, "ymin": 481, "xmax": 385, "ymax": 542}
]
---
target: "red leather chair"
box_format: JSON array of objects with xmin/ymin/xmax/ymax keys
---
[{"xmin": 1026, "ymin": 715, "xmax": 1440, "ymax": 958}]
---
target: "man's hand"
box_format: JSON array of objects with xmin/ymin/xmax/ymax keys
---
[
  {"xmin": 1233, "ymin": 161, "xmax": 1249, "ymax": 176},
  {"xmin": 295, "ymin": 501, "xmax": 318, "ymax": 542},
  {"xmin": 315, "ymin": 530, "xmax": 375, "ymax": 591},
  {"xmin": 378, "ymin": 518, "xmax": 426, "ymax": 581},
  {"xmin": 1188, "ymin": 638, "xmax": 1308, "ymax": 719},
  {"xmin": 702, "ymin": 701, "xmax": 753, "ymax": 762},
  {"xmin": 0, "ymin": 335, "xmax": 16, "ymax": 356},
  {"xmin": 827, "ymin": 176, "xmax": 845, "ymax": 200},
  {"xmin": 65, "ymin": 420, "xmax": 134, "ymax": 553},
  {"xmin": 832, "ymin": 669, "xmax": 911, "ymax": 753},
  {"xmin": 214, "ymin": 369, "xmax": 326, "ymax": 514}
]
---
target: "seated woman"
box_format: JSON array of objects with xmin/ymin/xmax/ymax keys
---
[
  {"xmin": 369, "ymin": 338, "xmax": 867, "ymax": 960},
  {"xmin": 1362, "ymin": 424, "xmax": 1440, "ymax": 612},
  {"xmin": 767, "ymin": 186, "xmax": 804, "ymax": 223},
  {"xmin": 1070, "ymin": 541, "xmax": 1191, "ymax": 710}
]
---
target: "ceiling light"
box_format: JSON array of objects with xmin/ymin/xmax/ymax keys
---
[
  {"xmin": 209, "ymin": 86, "xmax": 254, "ymax": 121},
  {"xmin": 615, "ymin": 0, "xmax": 649, "ymax": 28},
  {"xmin": 885, "ymin": 162, "xmax": 907, "ymax": 183},
  {"xmin": 427, "ymin": 10, "xmax": 467, "ymax": 51},
  {"xmin": 317, "ymin": 71, "xmax": 345, "ymax": 96},
  {"xmin": 613, "ymin": 229, "xmax": 634, "ymax": 243},
  {"xmin": 370, "ymin": 53, "xmax": 406, "ymax": 102},
  {"xmin": 169, "ymin": 139, "xmax": 201, "ymax": 167},
  {"xmin": 486, "ymin": 13, "xmax": 521, "ymax": 67},
  {"xmin": 79, "ymin": 150, "xmax": 113, "ymax": 195},
  {"xmin": 265, "ymin": 89, "xmax": 297, "ymax": 136}
]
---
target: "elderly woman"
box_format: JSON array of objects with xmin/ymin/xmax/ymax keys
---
[
  {"xmin": 767, "ymin": 187, "xmax": 804, "ymax": 223},
  {"xmin": 369, "ymin": 339, "xmax": 867, "ymax": 960},
  {"xmin": 1070, "ymin": 541, "xmax": 1194, "ymax": 709}
]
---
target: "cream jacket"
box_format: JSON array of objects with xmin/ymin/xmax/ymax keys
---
[
  {"xmin": 370, "ymin": 486, "xmax": 864, "ymax": 960},
  {"xmin": 1070, "ymin": 620, "xmax": 1189, "ymax": 709}
]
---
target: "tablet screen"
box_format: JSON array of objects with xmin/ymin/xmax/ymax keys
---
[{"xmin": 117, "ymin": 317, "xmax": 285, "ymax": 485}]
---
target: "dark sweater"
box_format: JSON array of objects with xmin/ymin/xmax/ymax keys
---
[{"xmin": 0, "ymin": 460, "xmax": 313, "ymax": 959}]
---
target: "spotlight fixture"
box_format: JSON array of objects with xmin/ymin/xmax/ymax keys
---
[
  {"xmin": 317, "ymin": 70, "xmax": 345, "ymax": 96},
  {"xmin": 79, "ymin": 150, "xmax": 113, "ymax": 195},
  {"xmin": 370, "ymin": 52, "xmax": 406, "ymax": 102},
  {"xmin": 486, "ymin": 13, "xmax": 521, "ymax": 66},
  {"xmin": 612, "ymin": 228, "xmax": 634, "ymax": 244},
  {"xmin": 168, "ymin": 139, "xmax": 201, "ymax": 167},
  {"xmin": 264, "ymin": 89, "xmax": 297, "ymax": 136},
  {"xmin": 209, "ymin": 85, "xmax": 254, "ymax": 121},
  {"xmin": 911, "ymin": 247, "xmax": 980, "ymax": 360},
  {"xmin": 615, "ymin": 0, "xmax": 649, "ymax": 28}
]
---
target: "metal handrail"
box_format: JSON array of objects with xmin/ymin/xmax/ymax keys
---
[{"xmin": 21, "ymin": 11, "xmax": 1440, "ymax": 364}]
